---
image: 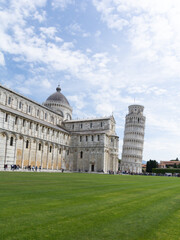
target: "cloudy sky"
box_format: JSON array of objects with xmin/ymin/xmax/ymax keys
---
[{"xmin": 1, "ymin": 0, "xmax": 180, "ymax": 161}]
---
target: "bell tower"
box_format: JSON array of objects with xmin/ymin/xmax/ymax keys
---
[{"xmin": 120, "ymin": 105, "xmax": 146, "ymax": 173}]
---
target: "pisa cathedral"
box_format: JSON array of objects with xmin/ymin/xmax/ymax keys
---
[
  {"xmin": 0, "ymin": 83, "xmax": 146, "ymax": 173},
  {"xmin": 0, "ymin": 84, "xmax": 119, "ymax": 172}
]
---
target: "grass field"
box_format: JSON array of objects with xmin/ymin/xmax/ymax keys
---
[{"xmin": 0, "ymin": 172, "xmax": 180, "ymax": 240}]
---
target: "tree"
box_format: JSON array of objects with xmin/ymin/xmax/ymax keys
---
[
  {"xmin": 146, "ymin": 160, "xmax": 158, "ymax": 173},
  {"xmin": 170, "ymin": 157, "xmax": 179, "ymax": 161},
  {"xmin": 173, "ymin": 163, "xmax": 177, "ymax": 168},
  {"xmin": 152, "ymin": 168, "xmax": 180, "ymax": 174},
  {"xmin": 118, "ymin": 159, "xmax": 121, "ymax": 170}
]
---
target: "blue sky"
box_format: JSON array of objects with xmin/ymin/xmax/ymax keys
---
[{"xmin": 1, "ymin": 0, "xmax": 180, "ymax": 161}]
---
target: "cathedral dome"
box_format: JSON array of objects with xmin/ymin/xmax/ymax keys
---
[
  {"xmin": 43, "ymin": 85, "xmax": 72, "ymax": 120},
  {"xmin": 46, "ymin": 85, "xmax": 70, "ymax": 106}
]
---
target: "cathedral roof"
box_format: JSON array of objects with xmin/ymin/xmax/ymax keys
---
[{"xmin": 46, "ymin": 85, "xmax": 70, "ymax": 106}]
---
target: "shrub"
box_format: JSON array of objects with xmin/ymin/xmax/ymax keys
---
[{"xmin": 152, "ymin": 168, "xmax": 180, "ymax": 174}]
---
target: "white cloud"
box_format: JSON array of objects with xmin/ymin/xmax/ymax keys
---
[
  {"xmin": 68, "ymin": 94, "xmax": 86, "ymax": 110},
  {"xmin": 0, "ymin": 51, "xmax": 5, "ymax": 66},
  {"xmin": 95, "ymin": 30, "xmax": 101, "ymax": 38},
  {"xmin": 96, "ymin": 102, "xmax": 114, "ymax": 116},
  {"xmin": 11, "ymin": 0, "xmax": 47, "ymax": 10},
  {"xmin": 112, "ymin": 44, "xmax": 120, "ymax": 51},
  {"xmin": 82, "ymin": 32, "xmax": 90, "ymax": 38},
  {"xmin": 144, "ymin": 136, "xmax": 180, "ymax": 161},
  {"xmin": 55, "ymin": 37, "xmax": 63, "ymax": 42},
  {"xmin": 0, "ymin": 2, "xmax": 113, "ymax": 87},
  {"xmin": 127, "ymin": 85, "xmax": 167, "ymax": 96},
  {"xmin": 41, "ymin": 79, "xmax": 52, "ymax": 88},
  {"xmin": 67, "ymin": 23, "xmax": 82, "ymax": 35},
  {"xmin": 66, "ymin": 22, "xmax": 90, "ymax": 37},
  {"xmin": 93, "ymin": 0, "xmax": 129, "ymax": 30},
  {"xmin": 52, "ymin": 0, "xmax": 74, "ymax": 10},
  {"xmin": 93, "ymin": 0, "xmax": 180, "ymax": 77},
  {"xmin": 16, "ymin": 86, "xmax": 31, "ymax": 95},
  {"xmin": 33, "ymin": 10, "xmax": 46, "ymax": 22},
  {"xmin": 40, "ymin": 27, "xmax": 57, "ymax": 39}
]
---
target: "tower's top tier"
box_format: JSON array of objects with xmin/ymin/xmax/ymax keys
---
[{"xmin": 128, "ymin": 105, "xmax": 144, "ymax": 114}]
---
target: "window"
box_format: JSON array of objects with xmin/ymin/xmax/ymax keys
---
[
  {"xmin": 36, "ymin": 124, "xmax": 38, "ymax": 131},
  {"xmin": 98, "ymin": 135, "xmax": 100, "ymax": 141},
  {"xmin": 47, "ymin": 128, "xmax": 50, "ymax": 134},
  {"xmin": 30, "ymin": 122, "xmax": 32, "ymax": 129},
  {"xmin": 39, "ymin": 143, "xmax": 41, "ymax": 151},
  {"xmin": 50, "ymin": 146, "xmax": 52, "ymax": 153},
  {"xmin": 19, "ymin": 101, "xmax": 22, "ymax": 109},
  {"xmin": 8, "ymin": 97, "xmax": 11, "ymax": 105},
  {"xmin": 28, "ymin": 106, "xmax": 31, "ymax": 113},
  {"xmin": 59, "ymin": 148, "xmax": 61, "ymax": 154},
  {"xmin": 52, "ymin": 130, "xmax": 54, "ymax": 136},
  {"xmin": 80, "ymin": 136, "xmax": 82, "ymax": 142},
  {"xmin": 10, "ymin": 137, "xmax": 13, "ymax": 146},
  {"xmin": 80, "ymin": 151, "xmax": 83, "ymax": 159},
  {"xmin": 5, "ymin": 113, "xmax": 8, "ymax": 122},
  {"xmin": 37, "ymin": 110, "xmax": 39, "ymax": 116},
  {"xmin": 45, "ymin": 113, "xmax": 47, "ymax": 120},
  {"xmin": 26, "ymin": 140, "xmax": 29, "ymax": 149},
  {"xmin": 101, "ymin": 122, "xmax": 103, "ymax": 127},
  {"xmin": 92, "ymin": 135, "xmax": 94, "ymax": 141},
  {"xmin": 90, "ymin": 123, "xmax": 92, "ymax": 128},
  {"xmin": 80, "ymin": 123, "xmax": 83, "ymax": 129},
  {"xmin": 23, "ymin": 119, "xmax": 25, "ymax": 127},
  {"xmin": 72, "ymin": 124, "xmax": 74, "ymax": 129},
  {"xmin": 42, "ymin": 126, "xmax": 44, "ymax": 133},
  {"xmin": 86, "ymin": 136, "xmax": 88, "ymax": 142},
  {"xmin": 15, "ymin": 117, "xmax": 18, "ymax": 125}
]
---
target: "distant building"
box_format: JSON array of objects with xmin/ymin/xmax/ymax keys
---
[
  {"xmin": 142, "ymin": 164, "xmax": 146, "ymax": 172},
  {"xmin": 159, "ymin": 161, "xmax": 180, "ymax": 168},
  {"xmin": 0, "ymin": 84, "xmax": 119, "ymax": 173}
]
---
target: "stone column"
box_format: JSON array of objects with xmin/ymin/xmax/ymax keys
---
[
  {"xmin": 61, "ymin": 146, "xmax": 63, "ymax": 169},
  {"xmin": 56, "ymin": 146, "xmax": 59, "ymax": 170},
  {"xmin": 21, "ymin": 137, "xmax": 25, "ymax": 169},
  {"xmin": 35, "ymin": 140, "xmax": 38, "ymax": 167},
  {"xmin": 40, "ymin": 143, "xmax": 44, "ymax": 168},
  {"xmin": 46, "ymin": 143, "xmax": 49, "ymax": 170},
  {"xmin": 4, "ymin": 134, "xmax": 8, "ymax": 166},
  {"xmin": 51, "ymin": 144, "xmax": 55, "ymax": 170},
  {"xmin": 13, "ymin": 135, "xmax": 17, "ymax": 166},
  {"xmin": 28, "ymin": 140, "xmax": 32, "ymax": 167}
]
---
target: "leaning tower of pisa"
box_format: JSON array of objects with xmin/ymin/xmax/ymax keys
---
[{"xmin": 121, "ymin": 105, "xmax": 146, "ymax": 173}]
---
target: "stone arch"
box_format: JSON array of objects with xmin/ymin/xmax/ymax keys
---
[
  {"xmin": 9, "ymin": 132, "xmax": 17, "ymax": 141},
  {"xmin": 0, "ymin": 131, "xmax": 9, "ymax": 168},
  {"xmin": 65, "ymin": 113, "xmax": 71, "ymax": 120},
  {"xmin": 0, "ymin": 130, "xmax": 9, "ymax": 139}
]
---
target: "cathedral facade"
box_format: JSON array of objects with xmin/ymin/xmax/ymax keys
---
[{"xmin": 0, "ymin": 84, "xmax": 119, "ymax": 173}]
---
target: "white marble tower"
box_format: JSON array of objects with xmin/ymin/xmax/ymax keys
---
[{"xmin": 121, "ymin": 105, "xmax": 146, "ymax": 173}]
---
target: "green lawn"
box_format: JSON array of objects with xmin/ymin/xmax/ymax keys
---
[{"xmin": 0, "ymin": 172, "xmax": 180, "ymax": 240}]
